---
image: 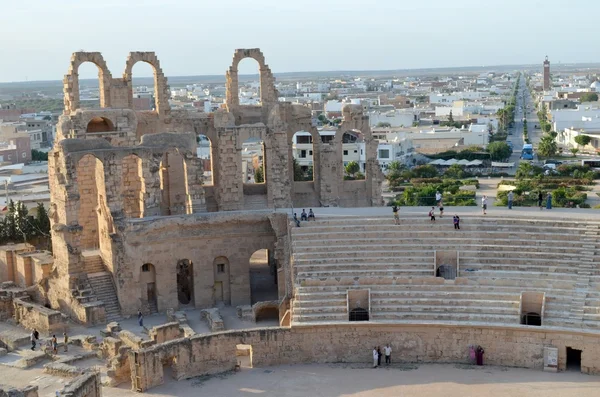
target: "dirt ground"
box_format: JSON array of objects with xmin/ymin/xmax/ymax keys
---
[{"xmin": 123, "ymin": 363, "xmax": 599, "ymax": 397}]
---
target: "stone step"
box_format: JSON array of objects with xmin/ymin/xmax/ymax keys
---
[
  {"xmin": 298, "ymin": 269, "xmax": 433, "ymax": 278},
  {"xmin": 370, "ymin": 312, "xmax": 520, "ymax": 324},
  {"xmin": 294, "ymin": 256, "xmax": 434, "ymax": 265},
  {"xmin": 458, "ymin": 264, "xmax": 579, "ymax": 273},
  {"xmin": 374, "ymin": 304, "xmax": 519, "ymax": 315}
]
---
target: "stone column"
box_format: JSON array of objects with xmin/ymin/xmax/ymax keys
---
[
  {"xmin": 215, "ymin": 129, "xmax": 243, "ymax": 211},
  {"xmin": 183, "ymin": 156, "xmax": 205, "ymax": 214},
  {"xmin": 142, "ymin": 154, "xmax": 163, "ymax": 217},
  {"xmin": 265, "ymin": 131, "xmax": 293, "ymax": 208}
]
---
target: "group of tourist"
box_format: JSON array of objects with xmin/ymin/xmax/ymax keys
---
[
  {"xmin": 372, "ymin": 345, "xmax": 392, "ymax": 368},
  {"xmin": 506, "ymin": 190, "xmax": 552, "ymax": 210},
  {"xmin": 292, "ymin": 209, "xmax": 315, "ymax": 227},
  {"xmin": 30, "ymin": 328, "xmax": 68, "ymax": 354}
]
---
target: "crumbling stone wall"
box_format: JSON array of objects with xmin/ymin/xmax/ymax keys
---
[
  {"xmin": 13, "ymin": 297, "xmax": 65, "ymax": 334},
  {"xmin": 131, "ymin": 324, "xmax": 600, "ymax": 392},
  {"xmin": 57, "ymin": 371, "xmax": 102, "ymax": 397},
  {"xmin": 0, "ymin": 385, "xmax": 38, "ymax": 397}
]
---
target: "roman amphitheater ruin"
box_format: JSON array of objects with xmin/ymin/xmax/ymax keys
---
[{"xmin": 1, "ymin": 49, "xmax": 600, "ymax": 396}]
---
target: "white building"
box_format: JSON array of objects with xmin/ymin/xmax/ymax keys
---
[
  {"xmin": 368, "ymin": 109, "xmax": 418, "ymax": 128},
  {"xmin": 550, "ymin": 105, "xmax": 600, "ymax": 132},
  {"xmin": 429, "ymin": 93, "xmax": 458, "ymax": 104},
  {"xmin": 557, "ymin": 127, "xmax": 600, "ymax": 152}
]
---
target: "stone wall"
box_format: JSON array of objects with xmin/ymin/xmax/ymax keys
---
[
  {"xmin": 111, "ymin": 212, "xmax": 287, "ymax": 316},
  {"xmin": 0, "ymin": 385, "xmax": 38, "ymax": 397},
  {"xmin": 131, "ymin": 323, "xmax": 600, "ymax": 391},
  {"xmin": 13, "ymin": 298, "xmax": 65, "ymax": 334},
  {"xmin": 57, "ymin": 371, "xmax": 102, "ymax": 397}
]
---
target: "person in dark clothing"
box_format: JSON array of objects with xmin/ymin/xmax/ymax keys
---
[
  {"xmin": 293, "ymin": 213, "xmax": 300, "ymax": 227},
  {"xmin": 538, "ymin": 191, "xmax": 543, "ymax": 210},
  {"xmin": 300, "ymin": 209, "xmax": 308, "ymax": 221},
  {"xmin": 453, "ymin": 215, "xmax": 460, "ymax": 230},
  {"xmin": 377, "ymin": 346, "xmax": 382, "ymax": 367}
]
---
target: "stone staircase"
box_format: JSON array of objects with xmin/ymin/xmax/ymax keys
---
[
  {"xmin": 87, "ymin": 272, "xmax": 121, "ymax": 322},
  {"xmin": 290, "ymin": 216, "xmax": 600, "ymax": 328},
  {"xmin": 81, "ymin": 250, "xmax": 105, "ymax": 273}
]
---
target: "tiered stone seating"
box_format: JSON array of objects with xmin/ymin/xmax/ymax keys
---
[{"xmin": 291, "ymin": 216, "xmax": 600, "ymax": 329}]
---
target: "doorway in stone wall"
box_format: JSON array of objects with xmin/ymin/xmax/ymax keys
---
[
  {"xmin": 249, "ymin": 249, "xmax": 278, "ymax": 304},
  {"xmin": 176, "ymin": 259, "xmax": 194, "ymax": 306},
  {"xmin": 236, "ymin": 344, "xmax": 253, "ymax": 369},
  {"xmin": 566, "ymin": 347, "xmax": 581, "ymax": 372}
]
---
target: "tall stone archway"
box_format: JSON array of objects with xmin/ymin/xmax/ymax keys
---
[{"xmin": 176, "ymin": 259, "xmax": 194, "ymax": 306}]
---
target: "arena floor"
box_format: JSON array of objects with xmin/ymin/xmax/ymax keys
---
[{"xmin": 105, "ymin": 363, "xmax": 600, "ymax": 397}]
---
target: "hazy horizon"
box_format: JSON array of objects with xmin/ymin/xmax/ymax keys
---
[{"xmin": 1, "ymin": 0, "xmax": 599, "ymax": 83}]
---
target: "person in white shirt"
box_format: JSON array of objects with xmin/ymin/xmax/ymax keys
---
[
  {"xmin": 384, "ymin": 344, "xmax": 392, "ymax": 365},
  {"xmin": 372, "ymin": 347, "xmax": 378, "ymax": 368},
  {"xmin": 435, "ymin": 191, "xmax": 442, "ymax": 205}
]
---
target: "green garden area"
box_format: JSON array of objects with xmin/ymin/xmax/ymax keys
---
[
  {"xmin": 387, "ymin": 162, "xmax": 478, "ymax": 207},
  {"xmin": 495, "ymin": 162, "xmax": 600, "ymax": 208}
]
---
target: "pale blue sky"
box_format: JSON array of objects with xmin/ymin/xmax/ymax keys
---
[{"xmin": 0, "ymin": 0, "xmax": 598, "ymax": 82}]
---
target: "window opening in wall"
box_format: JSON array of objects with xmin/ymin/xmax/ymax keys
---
[
  {"xmin": 566, "ymin": 347, "xmax": 581, "ymax": 371},
  {"xmin": 142, "ymin": 264, "xmax": 150, "ymax": 272},
  {"xmin": 237, "ymin": 58, "xmax": 261, "ymax": 105},
  {"xmin": 217, "ymin": 264, "xmax": 225, "ymax": 273},
  {"xmin": 77, "ymin": 62, "xmax": 103, "ymax": 110},
  {"xmin": 196, "ymin": 134, "xmax": 213, "ymax": 186},
  {"xmin": 349, "ymin": 308, "xmax": 369, "ymax": 321},
  {"xmin": 521, "ymin": 312, "xmax": 541, "ymax": 326},
  {"xmin": 292, "ymin": 131, "xmax": 314, "ymax": 181},
  {"xmin": 242, "ymin": 137, "xmax": 265, "ymax": 184},
  {"xmin": 343, "ymin": 150, "xmax": 348, "ymax": 156}
]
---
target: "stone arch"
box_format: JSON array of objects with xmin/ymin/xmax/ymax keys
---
[
  {"xmin": 226, "ymin": 48, "xmax": 278, "ymax": 110},
  {"xmin": 86, "ymin": 117, "xmax": 115, "ymax": 133},
  {"xmin": 213, "ymin": 256, "xmax": 230, "ymax": 305},
  {"xmin": 63, "ymin": 52, "xmax": 113, "ymax": 114},
  {"xmin": 249, "ymin": 249, "xmax": 277, "ymax": 304},
  {"xmin": 123, "ymin": 52, "xmax": 171, "ymax": 117},
  {"xmin": 121, "ymin": 154, "xmax": 146, "ymax": 218}
]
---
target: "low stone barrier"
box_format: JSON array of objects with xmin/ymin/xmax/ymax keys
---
[
  {"xmin": 13, "ymin": 297, "xmax": 66, "ymax": 334},
  {"xmin": 148, "ymin": 322, "xmax": 182, "ymax": 344},
  {"xmin": 201, "ymin": 308, "xmax": 224, "ymax": 332},
  {"xmin": 57, "ymin": 371, "xmax": 102, "ymax": 397},
  {"xmin": 0, "ymin": 384, "xmax": 38, "ymax": 397}
]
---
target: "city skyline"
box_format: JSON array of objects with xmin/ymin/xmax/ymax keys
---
[{"xmin": 1, "ymin": 0, "xmax": 599, "ymax": 82}]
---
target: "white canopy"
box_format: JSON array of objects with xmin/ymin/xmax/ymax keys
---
[{"xmin": 491, "ymin": 162, "xmax": 515, "ymax": 168}]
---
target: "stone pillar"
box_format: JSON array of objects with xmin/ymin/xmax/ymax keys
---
[
  {"xmin": 142, "ymin": 154, "xmax": 163, "ymax": 217},
  {"xmin": 215, "ymin": 129, "xmax": 243, "ymax": 211},
  {"xmin": 103, "ymin": 153, "xmax": 124, "ymax": 218},
  {"xmin": 183, "ymin": 156, "xmax": 205, "ymax": 214},
  {"xmin": 318, "ymin": 142, "xmax": 341, "ymax": 206},
  {"xmin": 265, "ymin": 132, "xmax": 293, "ymax": 208}
]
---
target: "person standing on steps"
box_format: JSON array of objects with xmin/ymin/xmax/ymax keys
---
[
  {"xmin": 392, "ymin": 204, "xmax": 400, "ymax": 225},
  {"xmin": 30, "ymin": 330, "xmax": 37, "ymax": 351},
  {"xmin": 546, "ymin": 192, "xmax": 552, "ymax": 209},
  {"xmin": 453, "ymin": 215, "xmax": 460, "ymax": 230},
  {"xmin": 138, "ymin": 310, "xmax": 144, "ymax": 327},
  {"xmin": 482, "ymin": 195, "xmax": 487, "ymax": 215},
  {"xmin": 538, "ymin": 191, "xmax": 543, "ymax": 210},
  {"xmin": 429, "ymin": 207, "xmax": 436, "ymax": 222},
  {"xmin": 507, "ymin": 190, "xmax": 514, "ymax": 209},
  {"xmin": 51, "ymin": 335, "xmax": 58, "ymax": 354},
  {"xmin": 439, "ymin": 201, "xmax": 444, "ymax": 218},
  {"xmin": 63, "ymin": 332, "xmax": 69, "ymax": 352}
]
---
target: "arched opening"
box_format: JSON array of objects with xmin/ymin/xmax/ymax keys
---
[
  {"xmin": 292, "ymin": 131, "xmax": 314, "ymax": 181},
  {"xmin": 521, "ymin": 312, "xmax": 542, "ymax": 326},
  {"xmin": 86, "ymin": 117, "xmax": 115, "ymax": 133},
  {"xmin": 237, "ymin": 58, "xmax": 261, "ymax": 106},
  {"xmin": 349, "ymin": 308, "xmax": 369, "ymax": 322},
  {"xmin": 121, "ymin": 155, "xmax": 145, "ymax": 218},
  {"xmin": 176, "ymin": 259, "xmax": 194, "ymax": 306},
  {"xmin": 130, "ymin": 62, "xmax": 157, "ymax": 111},
  {"xmin": 213, "ymin": 256, "xmax": 230, "ymax": 305},
  {"xmin": 249, "ymin": 249, "xmax": 277, "ymax": 304},
  {"xmin": 77, "ymin": 62, "xmax": 103, "ymax": 110},
  {"xmin": 140, "ymin": 263, "xmax": 157, "ymax": 314},
  {"xmin": 76, "ymin": 154, "xmax": 106, "ymax": 250},
  {"xmin": 159, "ymin": 150, "xmax": 187, "ymax": 216},
  {"xmin": 342, "ymin": 131, "xmax": 364, "ymax": 180},
  {"xmin": 196, "ymin": 134, "xmax": 213, "ymax": 186}
]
